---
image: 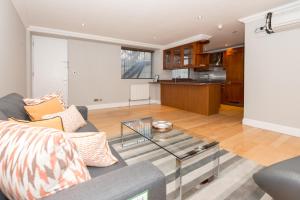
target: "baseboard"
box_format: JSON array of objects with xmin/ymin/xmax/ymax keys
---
[
  {"xmin": 87, "ymin": 100, "xmax": 161, "ymax": 110},
  {"xmin": 243, "ymin": 118, "xmax": 300, "ymax": 137}
]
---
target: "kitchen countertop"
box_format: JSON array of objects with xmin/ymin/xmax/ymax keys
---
[{"xmin": 154, "ymin": 80, "xmax": 225, "ymax": 86}]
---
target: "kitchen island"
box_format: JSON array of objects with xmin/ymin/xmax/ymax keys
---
[{"xmin": 160, "ymin": 81, "xmax": 221, "ymax": 116}]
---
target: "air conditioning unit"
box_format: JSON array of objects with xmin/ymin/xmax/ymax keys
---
[{"xmin": 257, "ymin": 5, "xmax": 300, "ymax": 34}]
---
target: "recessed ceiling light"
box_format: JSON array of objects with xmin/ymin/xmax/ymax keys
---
[
  {"xmin": 218, "ymin": 24, "xmax": 223, "ymax": 30},
  {"xmin": 197, "ymin": 15, "xmax": 204, "ymax": 20},
  {"xmin": 225, "ymin": 44, "xmax": 229, "ymax": 47},
  {"xmin": 81, "ymin": 23, "xmax": 85, "ymax": 27}
]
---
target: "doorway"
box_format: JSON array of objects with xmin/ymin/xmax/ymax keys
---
[{"xmin": 32, "ymin": 36, "xmax": 68, "ymax": 103}]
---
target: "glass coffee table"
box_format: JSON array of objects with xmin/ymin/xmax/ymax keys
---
[{"xmin": 121, "ymin": 117, "xmax": 220, "ymax": 200}]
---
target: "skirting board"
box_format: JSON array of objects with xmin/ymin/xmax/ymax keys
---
[
  {"xmin": 243, "ymin": 118, "xmax": 300, "ymax": 137},
  {"xmin": 87, "ymin": 100, "xmax": 161, "ymax": 110}
]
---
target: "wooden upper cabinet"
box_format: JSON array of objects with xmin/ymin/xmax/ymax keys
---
[
  {"xmin": 183, "ymin": 45, "xmax": 193, "ymax": 67},
  {"xmin": 172, "ymin": 47, "xmax": 183, "ymax": 68},
  {"xmin": 163, "ymin": 49, "xmax": 172, "ymax": 69},
  {"xmin": 197, "ymin": 53, "xmax": 210, "ymax": 67},
  {"xmin": 163, "ymin": 41, "xmax": 209, "ymax": 69}
]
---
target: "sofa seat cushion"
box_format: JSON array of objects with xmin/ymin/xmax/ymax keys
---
[
  {"xmin": 0, "ymin": 93, "xmax": 29, "ymax": 120},
  {"xmin": 88, "ymin": 144, "xmax": 127, "ymax": 178},
  {"xmin": 77, "ymin": 121, "xmax": 98, "ymax": 132},
  {"xmin": 253, "ymin": 156, "xmax": 300, "ymax": 200}
]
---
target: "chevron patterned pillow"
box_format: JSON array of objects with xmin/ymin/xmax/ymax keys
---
[
  {"xmin": 0, "ymin": 121, "xmax": 91, "ymax": 200},
  {"xmin": 23, "ymin": 92, "xmax": 65, "ymax": 107},
  {"xmin": 65, "ymin": 132, "xmax": 118, "ymax": 167}
]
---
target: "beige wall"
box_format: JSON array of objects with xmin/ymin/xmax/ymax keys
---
[
  {"xmin": 68, "ymin": 39, "xmax": 170, "ymax": 106},
  {"xmin": 244, "ymin": 19, "xmax": 300, "ymax": 129},
  {"xmin": 0, "ymin": 0, "xmax": 26, "ymax": 97}
]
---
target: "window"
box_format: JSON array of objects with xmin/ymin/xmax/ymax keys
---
[{"xmin": 121, "ymin": 48, "xmax": 153, "ymax": 79}]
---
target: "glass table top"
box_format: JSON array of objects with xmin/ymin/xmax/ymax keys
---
[{"xmin": 121, "ymin": 117, "xmax": 219, "ymax": 160}]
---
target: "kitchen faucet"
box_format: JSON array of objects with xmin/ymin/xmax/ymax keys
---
[
  {"xmin": 207, "ymin": 73, "xmax": 210, "ymax": 81},
  {"xmin": 174, "ymin": 75, "xmax": 181, "ymax": 83}
]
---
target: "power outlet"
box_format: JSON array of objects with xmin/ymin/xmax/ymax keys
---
[{"xmin": 94, "ymin": 98, "xmax": 102, "ymax": 102}]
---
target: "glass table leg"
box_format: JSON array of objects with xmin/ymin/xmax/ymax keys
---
[
  {"xmin": 175, "ymin": 159, "xmax": 182, "ymax": 200},
  {"xmin": 173, "ymin": 144, "xmax": 220, "ymax": 199},
  {"xmin": 121, "ymin": 123, "xmax": 124, "ymax": 148},
  {"xmin": 213, "ymin": 144, "xmax": 220, "ymax": 178}
]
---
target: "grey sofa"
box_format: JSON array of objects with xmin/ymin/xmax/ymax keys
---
[
  {"xmin": 0, "ymin": 93, "xmax": 166, "ymax": 200},
  {"xmin": 253, "ymin": 156, "xmax": 300, "ymax": 200}
]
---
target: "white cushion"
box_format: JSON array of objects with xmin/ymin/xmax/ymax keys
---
[
  {"xmin": 43, "ymin": 105, "xmax": 87, "ymax": 132},
  {"xmin": 65, "ymin": 132, "xmax": 118, "ymax": 167}
]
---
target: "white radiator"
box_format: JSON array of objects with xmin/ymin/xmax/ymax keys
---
[{"xmin": 129, "ymin": 84, "xmax": 150, "ymax": 105}]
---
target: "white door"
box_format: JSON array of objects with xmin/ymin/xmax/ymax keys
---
[{"xmin": 32, "ymin": 36, "xmax": 68, "ymax": 104}]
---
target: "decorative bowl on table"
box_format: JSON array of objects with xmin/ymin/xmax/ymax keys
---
[{"xmin": 152, "ymin": 121, "xmax": 173, "ymax": 133}]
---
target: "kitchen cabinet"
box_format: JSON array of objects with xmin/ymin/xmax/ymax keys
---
[
  {"xmin": 222, "ymin": 47, "xmax": 244, "ymax": 106},
  {"xmin": 173, "ymin": 47, "xmax": 182, "ymax": 68},
  {"xmin": 194, "ymin": 53, "xmax": 210, "ymax": 71},
  {"xmin": 163, "ymin": 41, "xmax": 208, "ymax": 69},
  {"xmin": 183, "ymin": 45, "xmax": 193, "ymax": 67},
  {"xmin": 163, "ymin": 49, "xmax": 172, "ymax": 69},
  {"xmin": 161, "ymin": 82, "xmax": 221, "ymax": 115},
  {"xmin": 222, "ymin": 82, "xmax": 244, "ymax": 105},
  {"xmin": 198, "ymin": 53, "xmax": 210, "ymax": 67}
]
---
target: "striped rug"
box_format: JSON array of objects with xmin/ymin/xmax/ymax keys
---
[{"xmin": 109, "ymin": 130, "xmax": 272, "ymax": 200}]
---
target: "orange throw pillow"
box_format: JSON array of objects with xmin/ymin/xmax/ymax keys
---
[
  {"xmin": 24, "ymin": 97, "xmax": 65, "ymax": 120},
  {"xmin": 9, "ymin": 117, "xmax": 64, "ymax": 131}
]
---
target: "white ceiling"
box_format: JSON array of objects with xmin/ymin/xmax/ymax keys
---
[{"xmin": 11, "ymin": 0, "xmax": 295, "ymax": 50}]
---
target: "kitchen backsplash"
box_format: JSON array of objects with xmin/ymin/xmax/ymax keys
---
[
  {"xmin": 171, "ymin": 69, "xmax": 189, "ymax": 79},
  {"xmin": 171, "ymin": 68, "xmax": 226, "ymax": 82},
  {"xmin": 190, "ymin": 70, "xmax": 210, "ymax": 80}
]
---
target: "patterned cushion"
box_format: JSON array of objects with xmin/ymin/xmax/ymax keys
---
[
  {"xmin": 24, "ymin": 97, "xmax": 65, "ymax": 121},
  {"xmin": 23, "ymin": 92, "xmax": 65, "ymax": 107},
  {"xmin": 65, "ymin": 132, "xmax": 118, "ymax": 167},
  {"xmin": 0, "ymin": 121, "xmax": 91, "ymax": 200},
  {"xmin": 43, "ymin": 105, "xmax": 87, "ymax": 132}
]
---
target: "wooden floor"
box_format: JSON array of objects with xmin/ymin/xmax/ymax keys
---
[{"xmin": 89, "ymin": 104, "xmax": 300, "ymax": 166}]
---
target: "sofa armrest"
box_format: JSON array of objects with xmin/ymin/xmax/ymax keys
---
[
  {"xmin": 76, "ymin": 106, "xmax": 88, "ymax": 120},
  {"xmin": 42, "ymin": 161, "xmax": 166, "ymax": 200},
  {"xmin": 253, "ymin": 156, "xmax": 300, "ymax": 200}
]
